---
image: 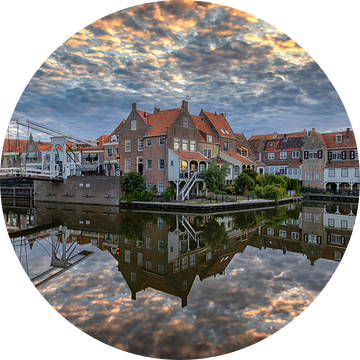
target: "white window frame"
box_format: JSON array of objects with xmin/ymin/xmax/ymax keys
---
[
  {"xmin": 158, "ymin": 182, "xmax": 164, "ymax": 193},
  {"xmin": 305, "ymin": 172, "xmax": 312, "ymax": 180},
  {"xmin": 315, "ymin": 172, "xmax": 321, "ymax": 180},
  {"xmin": 138, "ymin": 139, "xmax": 143, "ymax": 151},
  {"xmin": 125, "ymin": 159, "xmax": 130, "ymax": 173},
  {"xmin": 174, "ymin": 137, "xmax": 180, "ymax": 150},
  {"xmin": 336, "ymin": 134, "xmax": 342, "ymax": 143},
  {"xmin": 190, "ymin": 140, "xmax": 196, "ymax": 151},
  {"xmin": 131, "ymin": 120, "xmax": 136, "ymax": 130},
  {"xmin": 183, "ymin": 117, "xmax": 188, "ymax": 128},
  {"xmin": 291, "ymin": 232, "xmax": 299, "ymax": 240},
  {"xmin": 305, "ymin": 213, "xmax": 312, "ymax": 221},
  {"xmin": 146, "ymin": 159, "xmax": 152, "ymax": 170},
  {"xmin": 125, "ymin": 139, "xmax": 131, "ymax": 152},
  {"xmin": 182, "ymin": 139, "xmax": 188, "ymax": 151},
  {"xmin": 267, "ymin": 228, "xmax": 274, "ymax": 235},
  {"xmin": 341, "ymin": 220, "xmax": 348, "ymax": 229},
  {"xmin": 158, "ymin": 158, "xmax": 165, "ymax": 170},
  {"xmin": 292, "ymin": 151, "xmax": 300, "ymax": 158},
  {"xmin": 268, "ymin": 152, "xmax": 275, "ymax": 160},
  {"xmin": 280, "ymin": 151, "xmax": 287, "ymax": 159},
  {"xmin": 224, "ymin": 142, "xmax": 229, "ymax": 151},
  {"xmin": 182, "ymin": 257, "xmax": 188, "ymax": 270},
  {"xmin": 206, "ymin": 135, "xmax": 212, "ymax": 142},
  {"xmin": 146, "ymin": 138, "xmax": 152, "ymax": 147},
  {"xmin": 329, "ymin": 169, "xmax": 335, "ymax": 177},
  {"xmin": 328, "ymin": 218, "xmax": 335, "ymax": 228},
  {"xmin": 341, "ymin": 168, "xmax": 348, "ymax": 177},
  {"xmin": 125, "ymin": 250, "xmax": 131, "ymax": 263},
  {"xmin": 158, "ymin": 240, "xmax": 165, "ymax": 252},
  {"xmin": 146, "ymin": 238, "xmax": 152, "ymax": 250},
  {"xmin": 146, "ymin": 261, "xmax": 152, "ymax": 270},
  {"xmin": 279, "ymin": 230, "xmax": 286, "ymax": 238},
  {"xmin": 158, "ymin": 264, "xmax": 164, "ymax": 274},
  {"xmin": 137, "ymin": 253, "xmax": 143, "ymax": 266}
]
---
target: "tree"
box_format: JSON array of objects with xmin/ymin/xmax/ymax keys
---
[
  {"xmin": 234, "ymin": 172, "xmax": 255, "ymax": 194},
  {"xmin": 202, "ymin": 218, "xmax": 229, "ymax": 250},
  {"xmin": 203, "ymin": 159, "xmax": 230, "ymax": 192},
  {"xmin": 122, "ymin": 171, "xmax": 145, "ymax": 193},
  {"xmin": 242, "ymin": 168, "xmax": 258, "ymax": 181}
]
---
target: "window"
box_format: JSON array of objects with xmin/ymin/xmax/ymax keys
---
[
  {"xmin": 125, "ymin": 250, "xmax": 131, "ymax": 263},
  {"xmin": 158, "ymin": 264, "xmax": 164, "ymax": 274},
  {"xmin": 292, "ymin": 151, "xmax": 300, "ymax": 158},
  {"xmin": 336, "ymin": 134, "xmax": 342, "ymax": 143},
  {"xmin": 131, "ymin": 272, "xmax": 136, "ymax": 283},
  {"xmin": 137, "ymin": 239, "xmax": 143, "ymax": 248},
  {"xmin": 287, "ymin": 168, "xmax": 292, "ymax": 175},
  {"xmin": 182, "ymin": 257, "xmax": 188, "ymax": 269},
  {"xmin": 204, "ymin": 149, "xmax": 207, "ymax": 157},
  {"xmin": 146, "ymin": 261, "xmax": 152, "ymax": 270},
  {"xmin": 315, "ymin": 172, "xmax": 321, "ymax": 180},
  {"xmin": 341, "ymin": 168, "xmax": 348, "ymax": 177},
  {"xmin": 174, "ymin": 138, "xmax": 180, "ymax": 150},
  {"xmin": 106, "ymin": 148, "xmax": 113, "ymax": 157},
  {"xmin": 293, "ymin": 168, "xmax": 298, "ymax": 175},
  {"xmin": 190, "ymin": 140, "xmax": 196, "ymax": 151},
  {"xmin": 146, "ymin": 159, "xmax": 152, "ymax": 170},
  {"xmin": 170, "ymin": 160, "xmax": 174, "ymax": 166},
  {"xmin": 207, "ymin": 149, "xmax": 212, "ymax": 158},
  {"xmin": 291, "ymin": 232, "xmax": 299, "ymax": 240},
  {"xmin": 182, "ymin": 139, "xmax": 188, "ymax": 151},
  {"xmin": 158, "ymin": 182, "xmax": 164, "ymax": 193},
  {"xmin": 234, "ymin": 166, "xmax": 240, "ymax": 175},
  {"xmin": 190, "ymin": 254, "xmax": 195, "ymax": 267},
  {"xmin": 125, "ymin": 140, "xmax": 131, "ymax": 152},
  {"xmin": 308, "ymin": 151, "xmax": 318, "ymax": 159},
  {"xmin": 146, "ymin": 182, "xmax": 152, "ymax": 190},
  {"xmin": 158, "ymin": 218, "xmax": 164, "ymax": 228},
  {"xmin": 356, "ymin": 168, "xmax": 360, "ymax": 177},
  {"xmin": 279, "ymin": 230, "xmax": 286, "ymax": 238},
  {"xmin": 158, "ymin": 241, "xmax": 165, "ymax": 252},
  {"xmin": 125, "ymin": 238, "xmax": 131, "ymax": 244},
  {"xmin": 268, "ymin": 152, "xmax": 275, "ymax": 160},
  {"xmin": 173, "ymin": 259, "xmax": 180, "ymax": 273},
  {"xmin": 182, "ymin": 280, "xmax": 187, "ymax": 291},
  {"xmin": 207, "ymin": 135, "xmax": 212, "ymax": 142},
  {"xmin": 334, "ymin": 251, "xmax": 342, "ymax": 261},
  {"xmin": 328, "ymin": 218, "xmax": 335, "ymax": 228},
  {"xmin": 158, "ymin": 159, "xmax": 165, "ymax": 170},
  {"xmin": 131, "ymin": 120, "xmax": 136, "ymax": 130},
  {"xmin": 159, "ymin": 137, "xmax": 165, "ymax": 146},
  {"xmin": 137, "ymin": 139, "xmax": 143, "ymax": 151},
  {"xmin": 341, "ymin": 220, "xmax": 348, "ymax": 229},
  {"xmin": 305, "ymin": 213, "xmax": 312, "ymax": 221},
  {"xmin": 146, "ymin": 238, "xmax": 152, "ymax": 250},
  {"xmin": 146, "ymin": 138, "xmax": 152, "ymax": 147},
  {"xmin": 280, "ymin": 152, "xmax": 287, "ymax": 159},
  {"xmin": 267, "ymin": 228, "xmax": 274, "ymax": 235},
  {"xmin": 224, "ymin": 142, "xmax": 229, "ymax": 151},
  {"xmin": 329, "ymin": 169, "xmax": 335, "ymax": 177},
  {"xmin": 137, "ymin": 253, "xmax": 143, "ymax": 266},
  {"xmin": 305, "ymin": 172, "xmax": 312, "ymax": 180},
  {"xmin": 183, "ymin": 117, "xmax": 188, "ymax": 127},
  {"xmin": 125, "ymin": 159, "xmax": 130, "ymax": 173},
  {"xmin": 314, "ymin": 214, "xmax": 321, "ymax": 222},
  {"xmin": 206, "ymin": 252, "xmax": 212, "ymax": 260}
]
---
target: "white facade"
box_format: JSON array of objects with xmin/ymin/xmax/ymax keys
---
[{"xmin": 324, "ymin": 167, "xmax": 360, "ymax": 190}]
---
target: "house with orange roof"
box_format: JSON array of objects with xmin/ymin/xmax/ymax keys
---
[
  {"xmin": 119, "ymin": 101, "xmax": 210, "ymax": 199},
  {"xmin": 103, "ymin": 120, "xmax": 125, "ymax": 176}
]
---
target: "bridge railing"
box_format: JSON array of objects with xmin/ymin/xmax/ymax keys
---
[{"xmin": 0, "ymin": 167, "xmax": 60, "ymax": 178}]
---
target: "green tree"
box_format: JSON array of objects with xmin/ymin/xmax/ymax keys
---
[
  {"xmin": 242, "ymin": 168, "xmax": 258, "ymax": 181},
  {"xmin": 234, "ymin": 172, "xmax": 255, "ymax": 194},
  {"xmin": 203, "ymin": 159, "xmax": 230, "ymax": 192},
  {"xmin": 202, "ymin": 217, "xmax": 229, "ymax": 250},
  {"xmin": 122, "ymin": 171, "xmax": 145, "ymax": 193}
]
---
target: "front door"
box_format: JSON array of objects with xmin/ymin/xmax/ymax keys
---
[{"xmin": 138, "ymin": 158, "xmax": 143, "ymax": 175}]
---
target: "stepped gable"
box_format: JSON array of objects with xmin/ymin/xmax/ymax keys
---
[{"xmin": 192, "ymin": 114, "xmax": 218, "ymax": 143}]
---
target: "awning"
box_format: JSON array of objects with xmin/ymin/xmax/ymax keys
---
[{"xmin": 81, "ymin": 164, "xmax": 98, "ymax": 171}]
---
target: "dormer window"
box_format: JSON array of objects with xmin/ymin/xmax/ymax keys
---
[
  {"xmin": 336, "ymin": 134, "xmax": 342, "ymax": 143},
  {"xmin": 220, "ymin": 129, "xmax": 225, "ymax": 134},
  {"xmin": 206, "ymin": 135, "xmax": 212, "ymax": 142},
  {"xmin": 225, "ymin": 130, "xmax": 230, "ymax": 135},
  {"xmin": 183, "ymin": 117, "xmax": 188, "ymax": 128},
  {"xmin": 270, "ymin": 143, "xmax": 273, "ymax": 147},
  {"xmin": 72, "ymin": 144, "xmax": 77, "ymax": 149}
]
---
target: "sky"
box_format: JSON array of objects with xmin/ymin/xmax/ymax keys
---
[{"xmin": 8, "ymin": 0, "xmax": 352, "ymax": 142}]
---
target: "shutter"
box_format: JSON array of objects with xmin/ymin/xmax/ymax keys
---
[
  {"xmin": 350, "ymin": 150, "xmax": 355, "ymax": 159},
  {"xmin": 304, "ymin": 234, "xmax": 308, "ymax": 242},
  {"xmin": 341, "ymin": 236, "xmax": 345, "ymax": 245},
  {"xmin": 327, "ymin": 234, "xmax": 331, "ymax": 243},
  {"xmin": 304, "ymin": 151, "xmax": 308, "ymax": 159},
  {"xmin": 317, "ymin": 236, "xmax": 321, "ymax": 244},
  {"xmin": 318, "ymin": 150, "xmax": 322, "ymax": 159},
  {"xmin": 328, "ymin": 152, "xmax": 332, "ymax": 160},
  {"xmin": 342, "ymin": 151, "xmax": 346, "ymax": 159}
]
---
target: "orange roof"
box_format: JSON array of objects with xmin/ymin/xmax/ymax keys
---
[
  {"xmin": 105, "ymin": 120, "xmax": 125, "ymax": 142},
  {"xmin": 2, "ymin": 139, "xmax": 28, "ymax": 154},
  {"xmin": 137, "ymin": 110, "xmax": 152, "ymax": 125},
  {"xmin": 276, "ymin": 131, "xmax": 306, "ymax": 139},
  {"xmin": 248, "ymin": 133, "xmax": 274, "ymax": 141},
  {"xmin": 222, "ymin": 151, "xmax": 256, "ymax": 165},
  {"xmin": 322, "ymin": 130, "xmax": 357, "ymax": 149},
  {"xmin": 236, "ymin": 133, "xmax": 256, "ymax": 158},
  {"xmin": 192, "ymin": 115, "xmax": 218, "ymax": 143},
  {"xmin": 171, "ymin": 150, "xmax": 208, "ymax": 160},
  {"xmin": 254, "ymin": 160, "xmax": 266, "ymax": 167},
  {"xmin": 145, "ymin": 109, "xmax": 182, "ymax": 136},
  {"xmin": 202, "ymin": 111, "xmax": 236, "ymax": 139}
]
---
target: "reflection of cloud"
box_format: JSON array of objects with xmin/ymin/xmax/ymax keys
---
[{"xmin": 29, "ymin": 240, "xmax": 337, "ymax": 359}]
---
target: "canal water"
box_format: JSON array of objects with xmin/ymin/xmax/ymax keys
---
[{"xmin": 3, "ymin": 200, "xmax": 356, "ymax": 359}]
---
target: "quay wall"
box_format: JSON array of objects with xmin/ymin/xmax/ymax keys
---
[
  {"xmin": 303, "ymin": 193, "xmax": 359, "ymax": 204},
  {"xmin": 34, "ymin": 176, "xmax": 124, "ymax": 206}
]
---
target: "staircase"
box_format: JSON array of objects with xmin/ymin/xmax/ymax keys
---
[{"xmin": 179, "ymin": 172, "xmax": 197, "ymax": 200}]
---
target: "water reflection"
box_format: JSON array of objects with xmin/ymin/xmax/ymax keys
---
[{"xmin": 4, "ymin": 201, "xmax": 355, "ymax": 358}]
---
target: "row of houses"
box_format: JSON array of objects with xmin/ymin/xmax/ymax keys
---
[{"xmin": 2, "ymin": 99, "xmax": 359, "ymax": 196}]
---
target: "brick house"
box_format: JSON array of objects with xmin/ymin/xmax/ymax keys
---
[
  {"xmin": 119, "ymin": 101, "xmax": 208, "ymax": 197},
  {"xmin": 321, "ymin": 128, "xmax": 359, "ymax": 191}
]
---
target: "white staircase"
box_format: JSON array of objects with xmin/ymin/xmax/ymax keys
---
[{"xmin": 179, "ymin": 172, "xmax": 197, "ymax": 200}]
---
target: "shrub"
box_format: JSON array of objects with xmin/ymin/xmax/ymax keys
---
[
  {"xmin": 162, "ymin": 185, "xmax": 175, "ymax": 201},
  {"xmin": 127, "ymin": 189, "xmax": 154, "ymax": 202},
  {"xmin": 234, "ymin": 172, "xmax": 255, "ymax": 194},
  {"xmin": 225, "ymin": 185, "xmax": 235, "ymax": 194},
  {"xmin": 122, "ymin": 171, "xmax": 145, "ymax": 193}
]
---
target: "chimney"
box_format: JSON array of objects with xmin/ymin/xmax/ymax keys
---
[
  {"xmin": 346, "ymin": 127, "xmax": 351, "ymax": 140},
  {"xmin": 132, "ymin": 103, "xmax": 137, "ymax": 111},
  {"xmin": 153, "ymin": 107, "xmax": 160, "ymax": 114},
  {"xmin": 181, "ymin": 100, "xmax": 188, "ymax": 113}
]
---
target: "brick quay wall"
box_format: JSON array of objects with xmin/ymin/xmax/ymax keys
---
[{"xmin": 34, "ymin": 176, "xmax": 124, "ymax": 206}]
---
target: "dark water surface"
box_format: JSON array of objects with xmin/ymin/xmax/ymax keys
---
[{"xmin": 4, "ymin": 201, "xmax": 355, "ymax": 359}]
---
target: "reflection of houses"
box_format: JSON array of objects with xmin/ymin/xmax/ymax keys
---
[
  {"xmin": 250, "ymin": 203, "xmax": 353, "ymax": 265},
  {"xmin": 103, "ymin": 120, "xmax": 124, "ymax": 176}
]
